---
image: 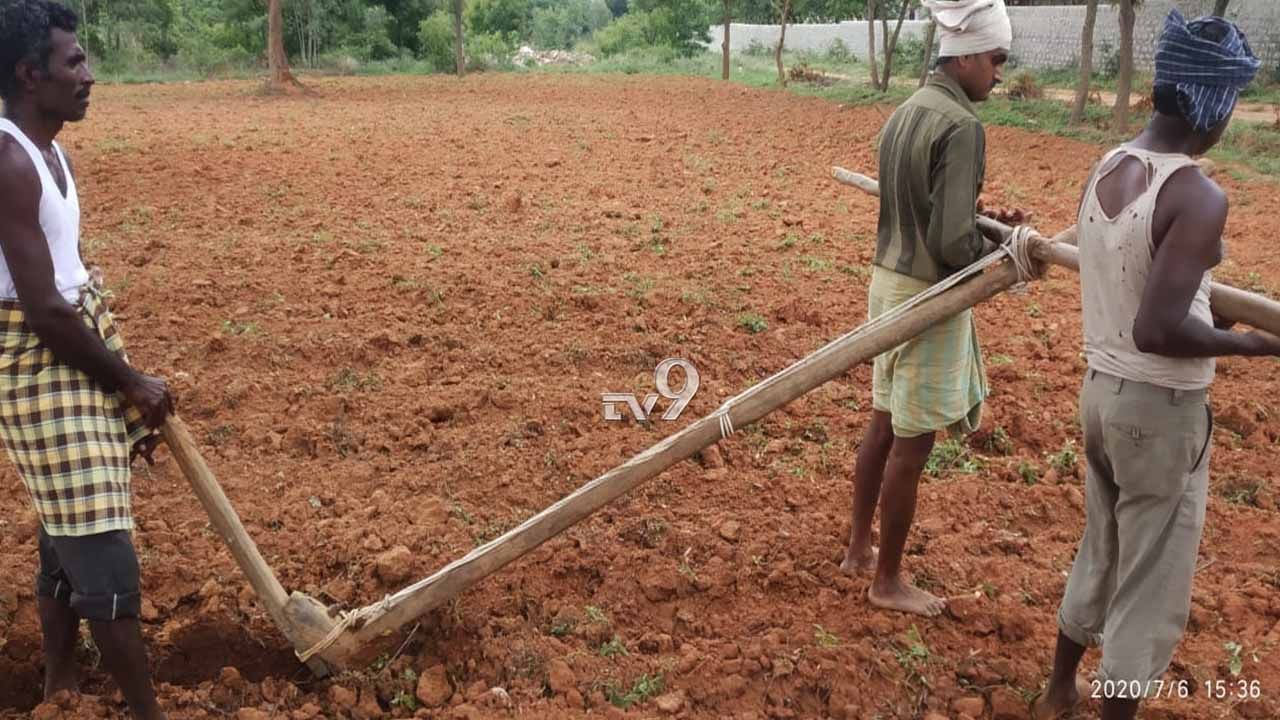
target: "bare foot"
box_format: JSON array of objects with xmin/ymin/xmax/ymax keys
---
[
  {"xmin": 839, "ymin": 545, "xmax": 877, "ymax": 575},
  {"xmin": 1031, "ymin": 675, "xmax": 1090, "ymax": 720},
  {"xmin": 867, "ymin": 575, "xmax": 947, "ymax": 616}
]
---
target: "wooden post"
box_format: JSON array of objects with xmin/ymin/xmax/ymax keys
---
[{"xmin": 161, "ymin": 417, "xmax": 335, "ymax": 676}]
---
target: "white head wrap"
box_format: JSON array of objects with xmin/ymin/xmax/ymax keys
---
[{"xmin": 922, "ymin": 0, "xmax": 1013, "ymax": 58}]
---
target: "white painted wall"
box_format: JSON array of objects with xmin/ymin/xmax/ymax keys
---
[{"xmin": 709, "ymin": 0, "xmax": 1280, "ymax": 73}]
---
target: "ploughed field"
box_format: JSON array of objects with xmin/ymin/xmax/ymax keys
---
[{"xmin": 1, "ymin": 73, "xmax": 1277, "ymax": 719}]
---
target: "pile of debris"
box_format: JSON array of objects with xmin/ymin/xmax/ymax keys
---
[
  {"xmin": 513, "ymin": 46, "xmax": 596, "ymax": 67},
  {"xmin": 788, "ymin": 63, "xmax": 835, "ymax": 86}
]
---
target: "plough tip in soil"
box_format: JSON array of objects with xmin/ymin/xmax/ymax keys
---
[{"xmin": 164, "ymin": 166, "xmax": 1280, "ymax": 676}]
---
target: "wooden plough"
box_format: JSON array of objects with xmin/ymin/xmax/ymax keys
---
[{"xmin": 163, "ymin": 167, "xmax": 1280, "ymax": 676}]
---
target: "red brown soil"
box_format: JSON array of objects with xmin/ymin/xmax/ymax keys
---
[{"xmin": 2, "ymin": 74, "xmax": 1278, "ymax": 720}]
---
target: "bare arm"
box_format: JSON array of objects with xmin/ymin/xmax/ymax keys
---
[
  {"xmin": 0, "ymin": 139, "xmax": 171, "ymax": 426},
  {"xmin": 1132, "ymin": 170, "xmax": 1280, "ymax": 357}
]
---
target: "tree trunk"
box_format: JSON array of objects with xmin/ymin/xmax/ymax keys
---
[
  {"xmin": 266, "ymin": 0, "xmax": 303, "ymax": 92},
  {"xmin": 774, "ymin": 0, "xmax": 791, "ymax": 86},
  {"xmin": 918, "ymin": 18, "xmax": 935, "ymax": 88},
  {"xmin": 452, "ymin": 0, "xmax": 465, "ymax": 76},
  {"xmin": 1112, "ymin": 0, "xmax": 1135, "ymax": 132},
  {"xmin": 867, "ymin": 0, "xmax": 880, "ymax": 90},
  {"xmin": 722, "ymin": 0, "xmax": 731, "ymax": 80},
  {"xmin": 880, "ymin": 0, "xmax": 913, "ymax": 91},
  {"xmin": 1071, "ymin": 0, "xmax": 1098, "ymax": 126},
  {"xmin": 1214, "ymin": 0, "xmax": 1230, "ymax": 16}
]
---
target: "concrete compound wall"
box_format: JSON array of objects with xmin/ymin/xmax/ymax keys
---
[
  {"xmin": 707, "ymin": 20, "xmax": 933, "ymax": 59},
  {"xmin": 709, "ymin": 0, "xmax": 1280, "ymax": 74}
]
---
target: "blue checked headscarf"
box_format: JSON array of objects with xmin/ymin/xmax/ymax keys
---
[{"xmin": 1153, "ymin": 9, "xmax": 1261, "ymax": 133}]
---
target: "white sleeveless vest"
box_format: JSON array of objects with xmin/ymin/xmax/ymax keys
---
[
  {"xmin": 1078, "ymin": 144, "xmax": 1215, "ymax": 391},
  {"xmin": 0, "ymin": 118, "xmax": 89, "ymax": 303}
]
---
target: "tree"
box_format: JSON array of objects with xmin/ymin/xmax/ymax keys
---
[
  {"xmin": 452, "ymin": 0, "xmax": 465, "ymax": 76},
  {"xmin": 1112, "ymin": 0, "xmax": 1135, "ymax": 132},
  {"xmin": 878, "ymin": 0, "xmax": 913, "ymax": 90},
  {"xmin": 866, "ymin": 0, "xmax": 879, "ymax": 87},
  {"xmin": 721, "ymin": 0, "xmax": 731, "ymax": 80},
  {"xmin": 867, "ymin": 0, "xmax": 914, "ymax": 92},
  {"xmin": 1070, "ymin": 0, "xmax": 1098, "ymax": 125},
  {"xmin": 1214, "ymin": 0, "xmax": 1230, "ymax": 16},
  {"xmin": 917, "ymin": 14, "xmax": 935, "ymax": 87},
  {"xmin": 266, "ymin": 0, "xmax": 306, "ymax": 92},
  {"xmin": 773, "ymin": 0, "xmax": 793, "ymax": 86}
]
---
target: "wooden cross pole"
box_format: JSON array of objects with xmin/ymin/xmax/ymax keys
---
[
  {"xmin": 264, "ymin": 213, "xmax": 1080, "ymax": 670},
  {"xmin": 168, "ymin": 166, "xmax": 1280, "ymax": 674},
  {"xmin": 831, "ymin": 167, "xmax": 1280, "ymax": 335}
]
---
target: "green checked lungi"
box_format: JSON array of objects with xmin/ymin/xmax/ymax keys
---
[{"xmin": 869, "ymin": 265, "xmax": 988, "ymax": 438}]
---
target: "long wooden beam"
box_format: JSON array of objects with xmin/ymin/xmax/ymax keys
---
[
  {"xmin": 832, "ymin": 167, "xmax": 1280, "ymax": 336},
  {"xmin": 181, "ymin": 165, "xmax": 1280, "ymax": 675},
  {"xmin": 299, "ymin": 225, "xmax": 1077, "ymax": 668}
]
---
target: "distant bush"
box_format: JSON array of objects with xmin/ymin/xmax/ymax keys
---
[
  {"xmin": 1097, "ymin": 40, "xmax": 1120, "ymax": 80},
  {"xmin": 176, "ymin": 37, "xmax": 256, "ymax": 77},
  {"xmin": 418, "ymin": 11, "xmax": 457, "ymax": 72},
  {"xmin": 350, "ymin": 5, "xmax": 399, "ymax": 61},
  {"xmin": 894, "ymin": 34, "xmax": 935, "ymax": 79},
  {"xmin": 531, "ymin": 0, "xmax": 613, "ymax": 49},
  {"xmin": 590, "ymin": 11, "xmax": 655, "ymax": 56},
  {"xmin": 467, "ymin": 32, "xmax": 516, "ymax": 71},
  {"xmin": 467, "ymin": 0, "xmax": 533, "ymax": 39},
  {"xmin": 743, "ymin": 38, "xmax": 771, "ymax": 57},
  {"xmin": 590, "ymin": 0, "xmax": 709, "ymax": 58},
  {"xmin": 825, "ymin": 37, "xmax": 852, "ymax": 64}
]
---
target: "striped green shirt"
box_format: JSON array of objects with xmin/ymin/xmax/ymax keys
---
[{"xmin": 874, "ymin": 72, "xmax": 998, "ymax": 283}]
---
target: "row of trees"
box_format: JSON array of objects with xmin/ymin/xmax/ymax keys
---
[
  {"xmin": 79, "ymin": 0, "xmax": 1252, "ymax": 132},
  {"xmin": 75, "ymin": 0, "xmax": 933, "ymax": 82}
]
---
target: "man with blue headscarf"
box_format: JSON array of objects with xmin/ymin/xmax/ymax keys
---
[{"xmin": 1032, "ymin": 10, "xmax": 1276, "ymax": 720}]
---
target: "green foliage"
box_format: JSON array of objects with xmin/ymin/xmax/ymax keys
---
[
  {"xmin": 893, "ymin": 32, "xmax": 936, "ymax": 79},
  {"xmin": 825, "ymin": 37, "xmax": 852, "ymax": 64},
  {"xmin": 599, "ymin": 636, "xmax": 629, "ymax": 657},
  {"xmin": 1225, "ymin": 641, "xmax": 1245, "ymax": 677},
  {"xmin": 924, "ymin": 438, "xmax": 983, "ymax": 477},
  {"xmin": 348, "ymin": 5, "xmax": 400, "ymax": 61},
  {"xmin": 813, "ymin": 624, "xmax": 841, "ymax": 648},
  {"xmin": 1047, "ymin": 439, "xmax": 1078, "ymax": 475},
  {"xmin": 736, "ymin": 313, "xmax": 768, "ymax": 334},
  {"xmin": 466, "ymin": 0, "xmax": 532, "ymax": 39},
  {"xmin": 632, "ymin": 0, "xmax": 711, "ymax": 55},
  {"xmin": 418, "ymin": 11, "xmax": 457, "ymax": 72},
  {"xmin": 531, "ymin": 0, "xmax": 613, "ymax": 49},
  {"xmin": 606, "ymin": 674, "xmax": 664, "ymax": 709},
  {"xmin": 1018, "ymin": 460, "xmax": 1040, "ymax": 485},
  {"xmin": 467, "ymin": 31, "xmax": 516, "ymax": 70},
  {"xmin": 589, "ymin": 11, "xmax": 655, "ymax": 56},
  {"xmin": 589, "ymin": 0, "xmax": 710, "ymax": 57}
]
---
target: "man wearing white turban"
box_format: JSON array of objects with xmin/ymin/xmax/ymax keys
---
[
  {"xmin": 924, "ymin": 0, "xmax": 1013, "ymax": 59},
  {"xmin": 840, "ymin": 0, "xmax": 1018, "ymax": 617}
]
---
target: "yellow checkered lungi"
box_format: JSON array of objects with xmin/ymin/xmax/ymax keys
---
[
  {"xmin": 0, "ymin": 287, "xmax": 153, "ymax": 536},
  {"xmin": 869, "ymin": 265, "xmax": 988, "ymax": 438}
]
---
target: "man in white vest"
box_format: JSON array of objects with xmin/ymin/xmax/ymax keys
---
[
  {"xmin": 1033, "ymin": 10, "xmax": 1275, "ymax": 720},
  {"xmin": 0, "ymin": 2, "xmax": 172, "ymax": 717}
]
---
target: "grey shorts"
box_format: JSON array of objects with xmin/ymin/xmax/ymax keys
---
[
  {"xmin": 1058, "ymin": 369, "xmax": 1212, "ymax": 691},
  {"xmin": 37, "ymin": 527, "xmax": 142, "ymax": 622}
]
